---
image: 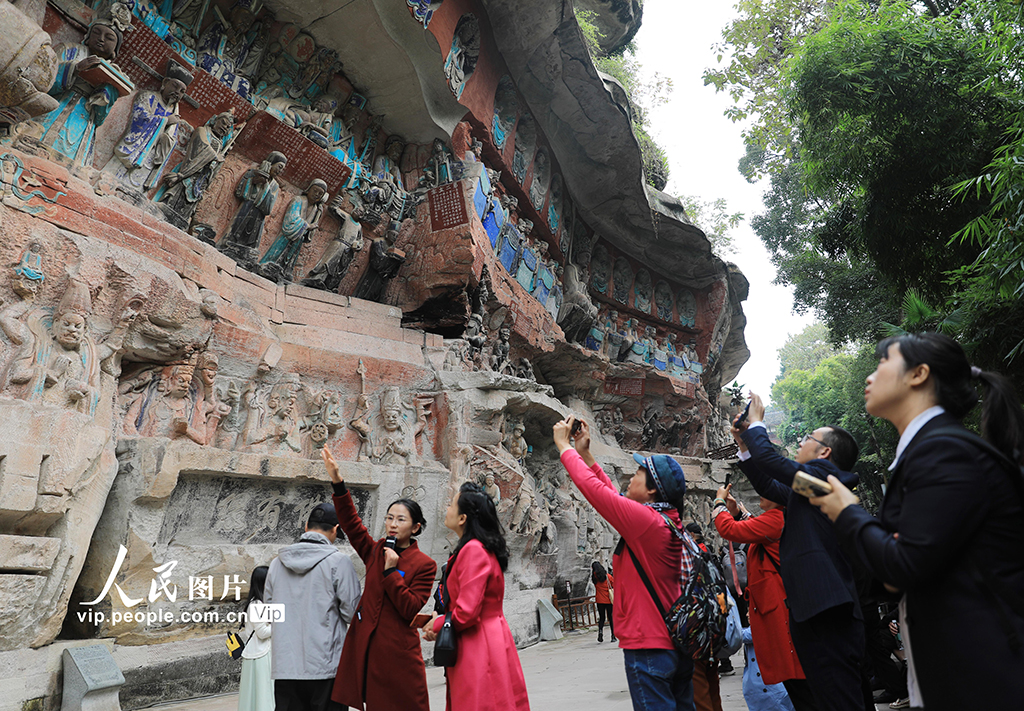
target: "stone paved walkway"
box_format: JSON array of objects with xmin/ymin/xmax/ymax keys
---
[{"xmin": 148, "ymin": 630, "xmax": 898, "ymax": 710}]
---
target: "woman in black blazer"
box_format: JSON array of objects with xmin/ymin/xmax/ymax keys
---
[{"xmin": 811, "ymin": 332, "xmax": 1024, "ymax": 711}]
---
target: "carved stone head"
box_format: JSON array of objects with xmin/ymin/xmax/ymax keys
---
[
  {"xmin": 380, "ymin": 387, "xmax": 403, "ymax": 432},
  {"xmin": 197, "ymin": 352, "xmax": 219, "ymax": 388},
  {"xmin": 52, "ymin": 280, "xmax": 92, "ymax": 351}
]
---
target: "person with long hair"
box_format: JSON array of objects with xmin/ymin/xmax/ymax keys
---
[
  {"xmin": 711, "ymin": 486, "xmax": 806, "ymax": 709},
  {"xmin": 238, "ymin": 565, "xmax": 272, "ymax": 711},
  {"xmin": 591, "ymin": 561, "xmax": 615, "ymax": 643},
  {"xmin": 810, "ymin": 332, "xmax": 1024, "ymax": 710},
  {"xmin": 321, "ymin": 448, "xmax": 437, "ymax": 711},
  {"xmin": 423, "ymin": 481, "xmax": 530, "ymax": 711},
  {"xmin": 554, "ymin": 416, "xmax": 696, "ymax": 711}
]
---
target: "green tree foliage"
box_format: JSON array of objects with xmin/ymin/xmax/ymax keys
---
[
  {"xmin": 777, "ymin": 322, "xmax": 839, "ymax": 376},
  {"xmin": 704, "ymin": 0, "xmax": 830, "ymax": 177},
  {"xmin": 678, "ymin": 195, "xmax": 744, "ymax": 255},
  {"xmin": 577, "ymin": 9, "xmax": 673, "ymax": 190}
]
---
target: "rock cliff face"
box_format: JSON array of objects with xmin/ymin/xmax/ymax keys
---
[
  {"xmin": 0, "ymin": 1, "xmax": 747, "ymax": 708},
  {"xmin": 575, "ymin": 0, "xmax": 644, "ymax": 53}
]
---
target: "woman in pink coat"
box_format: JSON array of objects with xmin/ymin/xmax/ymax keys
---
[{"xmin": 423, "ymin": 482, "xmax": 530, "ymax": 711}]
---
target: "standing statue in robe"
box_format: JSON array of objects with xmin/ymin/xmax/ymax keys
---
[
  {"xmin": 353, "ymin": 223, "xmax": 405, "ymax": 303},
  {"xmin": 102, "ymin": 61, "xmax": 192, "ymax": 191},
  {"xmin": 218, "ymin": 151, "xmax": 287, "ymax": 267},
  {"xmin": 258, "ymin": 179, "xmax": 328, "ymax": 283},
  {"xmin": 300, "ymin": 198, "xmax": 364, "ymax": 292},
  {"xmin": 36, "ymin": 10, "xmax": 133, "ymax": 169},
  {"xmin": 196, "ymin": 0, "xmax": 267, "ymax": 99},
  {"xmin": 155, "ymin": 111, "xmax": 236, "ymax": 229}
]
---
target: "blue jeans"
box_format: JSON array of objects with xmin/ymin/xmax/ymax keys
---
[{"xmin": 623, "ymin": 648, "xmax": 695, "ymax": 711}]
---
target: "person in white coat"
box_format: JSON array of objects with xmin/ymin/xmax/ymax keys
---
[{"xmin": 239, "ymin": 566, "xmax": 273, "ymax": 711}]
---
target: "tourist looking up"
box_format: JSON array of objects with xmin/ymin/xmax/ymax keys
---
[
  {"xmin": 238, "ymin": 565, "xmax": 273, "ymax": 711},
  {"xmin": 732, "ymin": 394, "xmax": 868, "ymax": 711},
  {"xmin": 554, "ymin": 417, "xmax": 695, "ymax": 711},
  {"xmin": 592, "ymin": 561, "xmax": 615, "ymax": 643},
  {"xmin": 809, "ymin": 332, "xmax": 1024, "ymax": 711},
  {"xmin": 422, "ymin": 481, "xmax": 530, "ymax": 711},
  {"xmin": 265, "ymin": 501, "xmax": 361, "ymax": 711},
  {"xmin": 711, "ymin": 486, "xmax": 807, "ymax": 710},
  {"xmin": 321, "ymin": 448, "xmax": 437, "ymax": 711}
]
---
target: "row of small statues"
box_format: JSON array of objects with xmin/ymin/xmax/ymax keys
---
[{"xmin": 585, "ymin": 308, "xmax": 703, "ymax": 379}]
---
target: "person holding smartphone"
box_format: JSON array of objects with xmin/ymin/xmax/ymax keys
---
[
  {"xmin": 731, "ymin": 394, "xmax": 868, "ymax": 711},
  {"xmin": 321, "ymin": 448, "xmax": 437, "ymax": 711},
  {"xmin": 809, "ymin": 333, "xmax": 1024, "ymax": 710}
]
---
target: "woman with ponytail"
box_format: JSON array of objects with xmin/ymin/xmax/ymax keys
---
[
  {"xmin": 811, "ymin": 332, "xmax": 1024, "ymax": 710},
  {"xmin": 424, "ymin": 481, "xmax": 530, "ymax": 711}
]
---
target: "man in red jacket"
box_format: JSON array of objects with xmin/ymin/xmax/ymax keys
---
[{"xmin": 555, "ymin": 416, "xmax": 696, "ymax": 711}]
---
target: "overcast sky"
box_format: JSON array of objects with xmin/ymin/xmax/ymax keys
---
[{"xmin": 631, "ymin": 1, "xmax": 814, "ymax": 403}]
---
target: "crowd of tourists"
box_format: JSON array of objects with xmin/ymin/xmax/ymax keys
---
[{"xmin": 231, "ymin": 332, "xmax": 1023, "ymax": 711}]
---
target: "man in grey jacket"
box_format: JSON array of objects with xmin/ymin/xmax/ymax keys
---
[{"xmin": 265, "ymin": 501, "xmax": 361, "ymax": 711}]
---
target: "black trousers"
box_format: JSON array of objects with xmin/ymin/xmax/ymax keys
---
[
  {"xmin": 789, "ymin": 604, "xmax": 869, "ymax": 711},
  {"xmin": 597, "ymin": 602, "xmax": 614, "ymax": 637},
  {"xmin": 274, "ymin": 679, "xmax": 347, "ymax": 711},
  {"xmin": 782, "ymin": 678, "xmax": 820, "ymax": 711}
]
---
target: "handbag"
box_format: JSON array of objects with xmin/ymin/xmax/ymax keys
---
[
  {"xmin": 225, "ymin": 628, "xmax": 254, "ymax": 660},
  {"xmin": 433, "ymin": 552, "xmax": 458, "ymax": 667}
]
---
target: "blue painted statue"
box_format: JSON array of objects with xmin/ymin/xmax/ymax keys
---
[
  {"xmin": 37, "ymin": 11, "xmax": 133, "ymax": 169},
  {"xmin": 258, "ymin": 179, "xmax": 329, "ymax": 283},
  {"xmin": 103, "ymin": 61, "xmax": 193, "ymax": 191}
]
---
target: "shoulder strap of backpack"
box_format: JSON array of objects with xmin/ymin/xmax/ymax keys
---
[{"xmin": 624, "ymin": 542, "xmax": 667, "ymax": 618}]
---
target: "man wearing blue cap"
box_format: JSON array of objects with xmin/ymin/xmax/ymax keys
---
[
  {"xmin": 555, "ymin": 416, "xmax": 697, "ymax": 711},
  {"xmin": 265, "ymin": 501, "xmax": 362, "ymax": 711}
]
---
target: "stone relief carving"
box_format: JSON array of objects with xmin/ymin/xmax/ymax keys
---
[
  {"xmin": 590, "ymin": 242, "xmax": 610, "ymax": 295},
  {"xmin": 1, "ymin": 271, "xmax": 139, "ymax": 415},
  {"xmin": 444, "ymin": 14, "xmax": 480, "ymax": 100},
  {"xmin": 678, "ymin": 288, "xmax": 697, "ymax": 327},
  {"xmin": 547, "ymin": 173, "xmax": 563, "ymax": 233},
  {"xmin": 0, "ymin": 1, "xmax": 59, "ymax": 128},
  {"xmin": 612, "ymin": 257, "xmax": 632, "ymax": 304},
  {"xmin": 654, "ymin": 280, "xmax": 673, "ymax": 321},
  {"xmin": 492, "ymin": 75, "xmax": 518, "ymax": 151},
  {"xmin": 511, "ymin": 112, "xmax": 535, "ymax": 184},
  {"xmin": 634, "ymin": 269, "xmax": 652, "ymax": 315},
  {"xmin": 557, "ymin": 262, "xmax": 597, "ymax": 345},
  {"xmin": 196, "ymin": 0, "xmax": 268, "ymax": 100},
  {"xmin": 528, "ymin": 148, "xmax": 550, "ymax": 211}
]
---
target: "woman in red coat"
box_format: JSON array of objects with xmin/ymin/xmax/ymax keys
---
[
  {"xmin": 322, "ymin": 448, "xmax": 437, "ymax": 711},
  {"xmin": 712, "ymin": 484, "xmax": 808, "ymax": 708},
  {"xmin": 424, "ymin": 481, "xmax": 530, "ymax": 711}
]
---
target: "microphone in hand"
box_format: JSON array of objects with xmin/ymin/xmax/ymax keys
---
[{"xmin": 384, "ymin": 536, "xmax": 397, "ymax": 551}]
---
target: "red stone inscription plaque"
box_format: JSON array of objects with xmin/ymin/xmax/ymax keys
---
[
  {"xmin": 429, "ymin": 182, "xmax": 469, "ymax": 231},
  {"xmin": 603, "ymin": 377, "xmax": 645, "ymax": 397}
]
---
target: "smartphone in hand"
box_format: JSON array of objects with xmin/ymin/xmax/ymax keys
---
[
  {"xmin": 570, "ymin": 417, "xmax": 582, "ymax": 437},
  {"xmin": 735, "ymin": 401, "xmax": 751, "ymax": 425},
  {"xmin": 410, "ymin": 613, "xmax": 432, "ymax": 628},
  {"xmin": 791, "ymin": 471, "xmax": 833, "ymax": 498}
]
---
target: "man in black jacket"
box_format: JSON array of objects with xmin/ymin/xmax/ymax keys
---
[{"xmin": 733, "ymin": 394, "xmax": 868, "ymax": 711}]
